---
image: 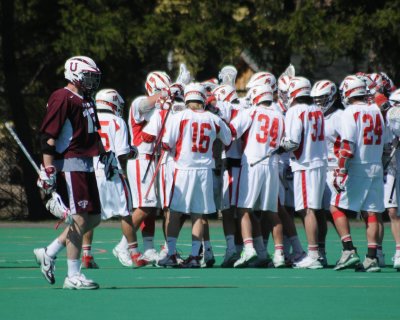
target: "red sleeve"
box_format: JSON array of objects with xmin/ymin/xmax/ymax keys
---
[{"xmin": 40, "ymin": 90, "xmax": 69, "ymax": 138}]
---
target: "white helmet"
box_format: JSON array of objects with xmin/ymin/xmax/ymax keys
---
[
  {"xmin": 184, "ymin": 83, "xmax": 207, "ymax": 104},
  {"xmin": 145, "ymin": 71, "xmax": 171, "ymax": 96},
  {"xmin": 212, "ymin": 84, "xmax": 238, "ymax": 102},
  {"xmin": 249, "ymin": 85, "xmax": 273, "ymax": 106},
  {"xmin": 355, "ymin": 72, "xmax": 376, "ymax": 96},
  {"xmin": 64, "ymin": 56, "xmax": 101, "ymax": 92},
  {"xmin": 389, "ymin": 89, "xmax": 400, "ymax": 107},
  {"xmin": 246, "ymin": 72, "xmax": 277, "ymax": 91},
  {"xmin": 277, "ymin": 74, "xmax": 292, "ymax": 110},
  {"xmin": 310, "ymin": 80, "xmax": 337, "ymax": 114},
  {"xmin": 369, "ymin": 73, "xmax": 384, "ymax": 93},
  {"xmin": 288, "ymin": 76, "xmax": 311, "ymax": 107},
  {"xmin": 95, "ymin": 89, "xmax": 124, "ymax": 117},
  {"xmin": 340, "ymin": 75, "xmax": 368, "ymax": 106}
]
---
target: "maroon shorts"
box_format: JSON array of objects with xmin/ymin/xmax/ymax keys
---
[{"xmin": 57, "ymin": 171, "xmax": 101, "ymax": 215}]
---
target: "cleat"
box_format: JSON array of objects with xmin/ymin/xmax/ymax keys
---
[
  {"xmin": 201, "ymin": 248, "xmax": 215, "ymax": 268},
  {"xmin": 131, "ymin": 252, "xmax": 148, "ymax": 267},
  {"xmin": 334, "ymin": 250, "xmax": 360, "ymax": 271},
  {"xmin": 393, "ymin": 255, "xmax": 400, "ymax": 269},
  {"xmin": 355, "ymin": 257, "xmax": 381, "ymax": 273},
  {"xmin": 138, "ymin": 249, "xmax": 159, "ymax": 266},
  {"xmin": 293, "ymin": 254, "xmax": 323, "ymax": 269},
  {"xmin": 81, "ymin": 255, "xmax": 99, "ymax": 269},
  {"xmin": 377, "ymin": 250, "xmax": 385, "ymax": 268},
  {"xmin": 233, "ymin": 247, "xmax": 257, "ymax": 268},
  {"xmin": 63, "ymin": 273, "xmax": 99, "ymax": 290},
  {"xmin": 286, "ymin": 251, "xmax": 307, "ymax": 267},
  {"xmin": 182, "ymin": 255, "xmax": 201, "ymax": 268},
  {"xmin": 158, "ymin": 245, "xmax": 168, "ymax": 262},
  {"xmin": 221, "ymin": 250, "xmax": 239, "ymax": 268},
  {"xmin": 112, "ymin": 246, "xmax": 133, "ymax": 267},
  {"xmin": 248, "ymin": 257, "xmax": 272, "ymax": 268},
  {"xmin": 158, "ymin": 254, "xmax": 180, "ymax": 267},
  {"xmin": 34, "ymin": 248, "xmax": 56, "ymax": 285},
  {"xmin": 273, "ymin": 251, "xmax": 286, "ymax": 268}
]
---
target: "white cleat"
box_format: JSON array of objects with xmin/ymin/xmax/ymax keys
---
[
  {"xmin": 33, "ymin": 248, "xmax": 56, "ymax": 284},
  {"xmin": 63, "ymin": 273, "xmax": 99, "ymax": 290},
  {"xmin": 233, "ymin": 247, "xmax": 257, "ymax": 268},
  {"xmin": 293, "ymin": 254, "xmax": 323, "ymax": 269},
  {"xmin": 273, "ymin": 251, "xmax": 286, "ymax": 268},
  {"xmin": 393, "ymin": 255, "xmax": 400, "ymax": 269},
  {"xmin": 112, "ymin": 246, "xmax": 133, "ymax": 267},
  {"xmin": 139, "ymin": 249, "xmax": 159, "ymax": 266}
]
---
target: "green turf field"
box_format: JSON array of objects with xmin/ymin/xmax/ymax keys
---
[{"xmin": 0, "ymin": 221, "xmax": 399, "ymax": 320}]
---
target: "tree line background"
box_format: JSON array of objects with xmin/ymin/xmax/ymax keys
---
[{"xmin": 0, "ymin": 0, "xmax": 399, "ymax": 219}]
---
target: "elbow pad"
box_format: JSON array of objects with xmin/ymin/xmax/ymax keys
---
[{"xmin": 40, "ymin": 133, "xmax": 56, "ymax": 155}]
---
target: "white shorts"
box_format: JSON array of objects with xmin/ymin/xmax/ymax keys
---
[
  {"xmin": 236, "ymin": 163, "xmax": 279, "ymax": 212},
  {"xmin": 127, "ymin": 155, "xmax": 158, "ymax": 208},
  {"xmin": 221, "ymin": 166, "xmax": 241, "ymax": 210},
  {"xmin": 158, "ymin": 159, "xmax": 174, "ymax": 209},
  {"xmin": 170, "ymin": 168, "xmax": 216, "ymax": 214},
  {"xmin": 293, "ymin": 167, "xmax": 326, "ymax": 211},
  {"xmin": 322, "ymin": 170, "xmax": 335, "ymax": 210},
  {"xmin": 384, "ymin": 169, "xmax": 397, "ymax": 208},
  {"xmin": 331, "ymin": 174, "xmax": 385, "ymax": 213},
  {"xmin": 96, "ymin": 172, "xmax": 132, "ymax": 220}
]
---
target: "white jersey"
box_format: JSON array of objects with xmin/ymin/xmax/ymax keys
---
[
  {"xmin": 216, "ymin": 101, "xmax": 243, "ymax": 159},
  {"xmin": 95, "ymin": 111, "xmax": 130, "ymax": 171},
  {"xmin": 230, "ymin": 106, "xmax": 284, "ymax": 165},
  {"xmin": 285, "ymin": 103, "xmax": 328, "ymax": 171},
  {"xmin": 163, "ymin": 108, "xmax": 232, "ymax": 169},
  {"xmin": 324, "ymin": 108, "xmax": 343, "ymax": 168},
  {"xmin": 128, "ymin": 96, "xmax": 156, "ymax": 155},
  {"xmin": 341, "ymin": 102, "xmax": 386, "ymax": 167}
]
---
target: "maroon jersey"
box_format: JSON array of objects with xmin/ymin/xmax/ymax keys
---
[{"xmin": 40, "ymin": 87, "xmax": 101, "ymax": 159}]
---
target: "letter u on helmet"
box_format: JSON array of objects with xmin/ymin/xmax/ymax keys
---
[
  {"xmin": 145, "ymin": 71, "xmax": 171, "ymax": 96},
  {"xmin": 95, "ymin": 89, "xmax": 124, "ymax": 117},
  {"xmin": 64, "ymin": 56, "xmax": 101, "ymax": 92}
]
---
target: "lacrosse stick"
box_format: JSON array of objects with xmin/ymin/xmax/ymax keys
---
[
  {"xmin": 250, "ymin": 149, "xmax": 279, "ymax": 167},
  {"xmin": 4, "ymin": 122, "xmax": 72, "ymax": 228},
  {"xmin": 142, "ymin": 106, "xmax": 172, "ymax": 183},
  {"xmin": 282, "ymin": 64, "xmax": 295, "ymax": 78},
  {"xmin": 218, "ymin": 65, "xmax": 237, "ymax": 87},
  {"xmin": 144, "ymin": 149, "xmax": 165, "ymax": 200},
  {"xmin": 176, "ymin": 63, "xmax": 191, "ymax": 85},
  {"xmin": 384, "ymin": 138, "xmax": 400, "ymax": 170}
]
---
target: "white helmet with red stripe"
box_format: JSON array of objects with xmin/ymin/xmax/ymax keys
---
[
  {"xmin": 246, "ymin": 72, "xmax": 277, "ymax": 91},
  {"xmin": 145, "ymin": 71, "xmax": 171, "ymax": 96},
  {"xmin": 369, "ymin": 73, "xmax": 384, "ymax": 93},
  {"xmin": 184, "ymin": 82, "xmax": 207, "ymax": 104},
  {"xmin": 277, "ymin": 74, "xmax": 292, "ymax": 110},
  {"xmin": 340, "ymin": 75, "xmax": 368, "ymax": 106},
  {"xmin": 212, "ymin": 84, "xmax": 238, "ymax": 102},
  {"xmin": 310, "ymin": 80, "xmax": 337, "ymax": 114},
  {"xmin": 287, "ymin": 76, "xmax": 311, "ymax": 107},
  {"xmin": 64, "ymin": 56, "xmax": 101, "ymax": 92},
  {"xmin": 249, "ymin": 84, "xmax": 273, "ymax": 106},
  {"xmin": 389, "ymin": 89, "xmax": 400, "ymax": 107},
  {"xmin": 95, "ymin": 89, "xmax": 124, "ymax": 117}
]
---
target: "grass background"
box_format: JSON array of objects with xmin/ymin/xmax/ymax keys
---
[{"xmin": 0, "ymin": 221, "xmax": 399, "ymax": 320}]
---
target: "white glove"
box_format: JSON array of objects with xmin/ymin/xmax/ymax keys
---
[
  {"xmin": 46, "ymin": 192, "xmax": 72, "ymax": 224},
  {"xmin": 37, "ymin": 165, "xmax": 57, "ymax": 195}
]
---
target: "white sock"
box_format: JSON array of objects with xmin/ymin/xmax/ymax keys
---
[
  {"xmin": 289, "ymin": 236, "xmax": 304, "ymax": 254},
  {"xmin": 46, "ymin": 238, "xmax": 65, "ymax": 258},
  {"xmin": 243, "ymin": 238, "xmax": 254, "ymax": 250},
  {"xmin": 166, "ymin": 237, "xmax": 177, "ymax": 255},
  {"xmin": 225, "ymin": 235, "xmax": 236, "ymax": 253},
  {"xmin": 67, "ymin": 259, "xmax": 81, "ymax": 278},
  {"xmin": 128, "ymin": 242, "xmax": 139, "ymax": 255},
  {"xmin": 116, "ymin": 236, "xmax": 128, "ymax": 250},
  {"xmin": 191, "ymin": 240, "xmax": 202, "ymax": 257},
  {"xmin": 143, "ymin": 236, "xmax": 154, "ymax": 252}
]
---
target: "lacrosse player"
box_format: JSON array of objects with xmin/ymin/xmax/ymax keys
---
[{"xmin": 34, "ymin": 56, "xmax": 102, "ymax": 289}]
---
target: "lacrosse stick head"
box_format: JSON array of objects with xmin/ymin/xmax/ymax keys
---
[
  {"xmin": 176, "ymin": 63, "xmax": 191, "ymax": 85},
  {"xmin": 283, "ymin": 64, "xmax": 295, "ymax": 78},
  {"xmin": 218, "ymin": 65, "xmax": 237, "ymax": 86},
  {"xmin": 46, "ymin": 192, "xmax": 72, "ymax": 223}
]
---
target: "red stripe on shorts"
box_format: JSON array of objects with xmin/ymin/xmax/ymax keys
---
[{"xmin": 301, "ymin": 170, "xmax": 307, "ymax": 209}]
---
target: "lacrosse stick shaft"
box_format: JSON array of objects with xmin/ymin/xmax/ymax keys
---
[
  {"xmin": 142, "ymin": 106, "xmax": 172, "ymax": 183},
  {"xmin": 144, "ymin": 149, "xmax": 165, "ymax": 200},
  {"xmin": 250, "ymin": 150, "xmax": 278, "ymax": 167},
  {"xmin": 384, "ymin": 138, "xmax": 400, "ymax": 170},
  {"xmin": 5, "ymin": 122, "xmax": 40, "ymax": 175}
]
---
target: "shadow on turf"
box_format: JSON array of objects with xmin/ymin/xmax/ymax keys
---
[{"xmin": 100, "ymin": 285, "xmax": 238, "ymax": 290}]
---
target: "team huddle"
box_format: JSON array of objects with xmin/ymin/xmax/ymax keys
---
[{"xmin": 33, "ymin": 55, "xmax": 400, "ymax": 290}]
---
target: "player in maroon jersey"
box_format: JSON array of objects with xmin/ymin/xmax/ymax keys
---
[{"xmin": 34, "ymin": 56, "xmax": 103, "ymax": 289}]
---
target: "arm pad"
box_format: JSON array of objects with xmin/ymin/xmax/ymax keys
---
[{"xmin": 40, "ymin": 133, "xmax": 56, "ymax": 155}]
